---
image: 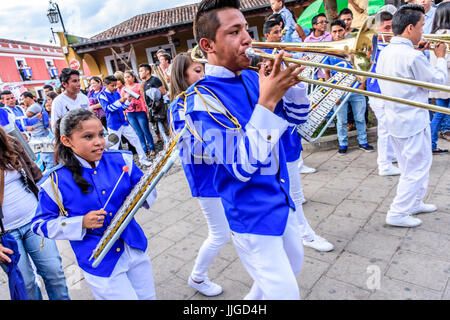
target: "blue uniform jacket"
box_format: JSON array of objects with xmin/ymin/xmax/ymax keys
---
[
  {"xmin": 31, "ymin": 150, "xmax": 150, "ymax": 277},
  {"xmin": 168, "ymin": 96, "xmax": 219, "ymax": 198}
]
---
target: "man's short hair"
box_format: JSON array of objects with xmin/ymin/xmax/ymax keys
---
[
  {"xmin": 21, "ymin": 91, "xmax": 34, "ymax": 100},
  {"xmin": 160, "ymin": 53, "xmax": 171, "ymax": 62},
  {"xmin": 378, "ymin": 11, "xmax": 394, "ymax": 24},
  {"xmin": 194, "ymin": 0, "xmax": 241, "ymax": 45},
  {"xmin": 339, "ymin": 8, "xmax": 353, "ymax": 17},
  {"xmin": 265, "ymin": 13, "xmax": 284, "ymax": 29},
  {"xmin": 330, "ymin": 19, "xmax": 346, "ymax": 30},
  {"xmin": 263, "ymin": 19, "xmax": 281, "ymax": 36},
  {"xmin": 312, "ymin": 13, "xmax": 326, "ymax": 25},
  {"xmin": 103, "ymin": 75, "xmax": 117, "ymax": 85},
  {"xmin": 156, "ymin": 49, "xmax": 167, "ymax": 56},
  {"xmin": 0, "ymin": 90, "xmax": 13, "ymax": 100},
  {"xmin": 59, "ymin": 68, "xmax": 80, "ymax": 86},
  {"xmin": 392, "ymin": 4, "xmax": 425, "ymax": 35},
  {"xmin": 139, "ymin": 63, "xmax": 152, "ymax": 73},
  {"xmin": 43, "ymin": 84, "xmax": 54, "ymax": 91}
]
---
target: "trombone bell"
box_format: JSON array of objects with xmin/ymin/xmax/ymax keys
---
[{"xmin": 252, "ymin": 16, "xmax": 378, "ymax": 73}]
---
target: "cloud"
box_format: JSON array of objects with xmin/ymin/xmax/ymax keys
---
[{"xmin": 0, "ymin": 0, "xmax": 200, "ymax": 45}]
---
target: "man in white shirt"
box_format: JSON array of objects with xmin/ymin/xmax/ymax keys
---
[
  {"xmin": 51, "ymin": 68, "xmax": 89, "ymax": 130},
  {"xmin": 377, "ymin": 4, "xmax": 447, "ymax": 228}
]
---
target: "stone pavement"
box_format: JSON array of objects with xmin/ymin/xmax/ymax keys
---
[{"xmin": 1, "ymin": 139, "xmax": 449, "ymax": 300}]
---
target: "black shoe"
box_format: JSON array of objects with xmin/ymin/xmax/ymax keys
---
[
  {"xmin": 432, "ymin": 148, "xmax": 448, "ymax": 154},
  {"xmin": 359, "ymin": 143, "xmax": 374, "ymax": 152},
  {"xmin": 338, "ymin": 146, "xmax": 348, "ymax": 154}
]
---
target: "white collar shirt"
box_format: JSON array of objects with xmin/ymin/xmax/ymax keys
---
[{"xmin": 376, "ymin": 36, "xmax": 448, "ymax": 138}]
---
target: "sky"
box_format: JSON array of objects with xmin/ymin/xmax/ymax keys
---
[{"xmin": 0, "ymin": 0, "xmax": 200, "ymax": 45}]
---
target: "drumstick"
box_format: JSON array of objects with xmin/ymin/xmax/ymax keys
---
[{"xmin": 100, "ymin": 166, "xmax": 130, "ymax": 217}]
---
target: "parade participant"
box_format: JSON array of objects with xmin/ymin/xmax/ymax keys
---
[
  {"xmin": 186, "ymin": 0, "xmax": 308, "ymax": 300},
  {"xmin": 122, "ymin": 70, "xmax": 156, "ymax": 157},
  {"xmin": 31, "ymin": 109, "xmax": 158, "ymax": 299},
  {"xmin": 1, "ymin": 90, "xmax": 37, "ymax": 134},
  {"xmin": 263, "ymin": 20, "xmax": 331, "ymax": 251},
  {"xmin": 367, "ymin": 11, "xmax": 401, "ymax": 175},
  {"xmin": 0, "ymin": 126, "xmax": 69, "ymax": 300},
  {"xmin": 98, "ymin": 76, "xmax": 151, "ymax": 167},
  {"xmin": 51, "ymin": 68, "xmax": 90, "ymax": 130},
  {"xmin": 168, "ymin": 52, "xmax": 228, "ymax": 296},
  {"xmin": 377, "ymin": 4, "xmax": 447, "ymax": 227}
]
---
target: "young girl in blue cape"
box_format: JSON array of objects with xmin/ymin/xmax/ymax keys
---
[{"xmin": 31, "ymin": 109, "xmax": 157, "ymax": 300}]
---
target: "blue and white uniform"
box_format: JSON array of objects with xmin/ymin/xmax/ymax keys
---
[
  {"xmin": 366, "ymin": 42, "xmax": 397, "ymax": 173},
  {"xmin": 98, "ymin": 89, "xmax": 148, "ymax": 163},
  {"xmin": 185, "ymin": 64, "xmax": 309, "ymax": 299},
  {"xmin": 31, "ymin": 150, "xmax": 157, "ymax": 299},
  {"xmin": 168, "ymin": 95, "xmax": 229, "ymax": 286},
  {"xmin": 2, "ymin": 105, "xmax": 38, "ymax": 132}
]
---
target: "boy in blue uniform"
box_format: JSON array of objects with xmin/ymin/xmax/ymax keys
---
[
  {"xmin": 185, "ymin": 0, "xmax": 308, "ymax": 299},
  {"xmin": 98, "ymin": 76, "xmax": 151, "ymax": 167},
  {"xmin": 32, "ymin": 109, "xmax": 157, "ymax": 299},
  {"xmin": 1, "ymin": 90, "xmax": 38, "ymax": 133}
]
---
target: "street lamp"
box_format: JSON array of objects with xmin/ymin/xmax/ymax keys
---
[{"xmin": 47, "ymin": 0, "xmax": 67, "ymax": 34}]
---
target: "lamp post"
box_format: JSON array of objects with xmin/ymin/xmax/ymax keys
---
[{"xmin": 47, "ymin": 0, "xmax": 67, "ymax": 34}]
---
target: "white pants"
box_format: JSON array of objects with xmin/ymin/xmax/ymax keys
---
[
  {"xmin": 288, "ymin": 158, "xmax": 316, "ymax": 241},
  {"xmin": 387, "ymin": 127, "xmax": 432, "ymax": 219},
  {"xmin": 232, "ymin": 209, "xmax": 304, "ymax": 300},
  {"xmin": 191, "ymin": 197, "xmax": 230, "ymax": 281},
  {"xmin": 83, "ymin": 244, "xmax": 156, "ymax": 300},
  {"xmin": 369, "ymin": 97, "xmax": 397, "ymax": 171},
  {"xmin": 108, "ymin": 125, "xmax": 147, "ymax": 162}
]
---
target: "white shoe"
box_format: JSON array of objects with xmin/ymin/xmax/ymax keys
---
[
  {"xmin": 299, "ymin": 164, "xmax": 317, "ymax": 174},
  {"xmin": 410, "ymin": 203, "xmax": 437, "ymax": 215},
  {"xmin": 303, "ymin": 235, "xmax": 334, "ymax": 252},
  {"xmin": 188, "ymin": 277, "xmax": 223, "ymax": 296},
  {"xmin": 379, "ymin": 165, "xmax": 401, "ymax": 176},
  {"xmin": 386, "ymin": 215, "xmax": 422, "ymax": 227},
  {"xmin": 139, "ymin": 158, "xmax": 152, "ymax": 166},
  {"xmin": 301, "ymin": 198, "xmax": 307, "ymax": 204}
]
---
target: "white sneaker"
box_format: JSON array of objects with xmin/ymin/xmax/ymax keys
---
[
  {"xmin": 301, "ymin": 198, "xmax": 307, "ymax": 204},
  {"xmin": 188, "ymin": 277, "xmax": 223, "ymax": 296},
  {"xmin": 139, "ymin": 158, "xmax": 152, "ymax": 167},
  {"xmin": 410, "ymin": 203, "xmax": 437, "ymax": 215},
  {"xmin": 386, "ymin": 215, "xmax": 422, "ymax": 227},
  {"xmin": 303, "ymin": 235, "xmax": 334, "ymax": 252},
  {"xmin": 299, "ymin": 164, "xmax": 317, "ymax": 174},
  {"xmin": 379, "ymin": 165, "xmax": 401, "ymax": 176}
]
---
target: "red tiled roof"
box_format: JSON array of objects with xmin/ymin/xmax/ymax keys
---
[{"xmin": 90, "ymin": 0, "xmax": 298, "ymax": 41}]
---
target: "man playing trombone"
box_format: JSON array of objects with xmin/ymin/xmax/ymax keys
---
[
  {"xmin": 377, "ymin": 4, "xmax": 448, "ymax": 228},
  {"xmin": 186, "ymin": 0, "xmax": 309, "ymax": 299}
]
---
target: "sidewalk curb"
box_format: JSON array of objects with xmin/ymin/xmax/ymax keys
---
[{"xmin": 302, "ymin": 126, "xmax": 378, "ymax": 152}]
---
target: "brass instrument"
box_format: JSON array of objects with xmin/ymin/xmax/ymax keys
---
[
  {"xmin": 247, "ymin": 48, "xmax": 450, "ymax": 115},
  {"xmin": 191, "ymin": 17, "xmax": 450, "ymax": 115},
  {"xmin": 253, "ymin": 17, "xmax": 378, "ymax": 72}
]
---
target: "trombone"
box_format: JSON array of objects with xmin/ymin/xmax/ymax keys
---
[{"xmin": 191, "ymin": 17, "xmax": 450, "ymax": 115}]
